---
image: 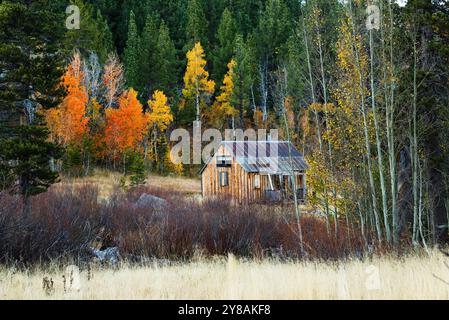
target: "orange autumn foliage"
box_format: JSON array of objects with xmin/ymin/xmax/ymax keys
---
[
  {"xmin": 46, "ymin": 52, "xmax": 89, "ymax": 148},
  {"xmin": 104, "ymin": 89, "xmax": 149, "ymax": 159}
]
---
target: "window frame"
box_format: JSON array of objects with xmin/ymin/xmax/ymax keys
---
[
  {"xmin": 254, "ymin": 174, "xmax": 261, "ymax": 189},
  {"xmin": 219, "ymin": 171, "xmax": 229, "ymax": 187}
]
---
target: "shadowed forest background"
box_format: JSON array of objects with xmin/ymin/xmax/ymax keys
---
[{"xmin": 0, "ymin": 0, "xmax": 449, "ymax": 265}]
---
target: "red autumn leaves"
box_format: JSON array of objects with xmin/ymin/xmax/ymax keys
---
[{"xmin": 46, "ymin": 52, "xmax": 172, "ymax": 162}]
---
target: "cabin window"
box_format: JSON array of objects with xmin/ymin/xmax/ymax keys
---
[
  {"xmin": 217, "ymin": 156, "xmax": 232, "ymax": 168},
  {"xmin": 219, "ymin": 172, "xmax": 229, "ymax": 187},
  {"xmin": 254, "ymin": 174, "xmax": 261, "ymax": 189}
]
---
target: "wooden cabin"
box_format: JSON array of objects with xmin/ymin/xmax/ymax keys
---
[{"xmin": 200, "ymin": 141, "xmax": 308, "ymax": 204}]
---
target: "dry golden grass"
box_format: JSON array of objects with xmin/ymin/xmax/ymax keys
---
[
  {"xmin": 1, "ymin": 252, "xmax": 449, "ymax": 300},
  {"xmin": 59, "ymin": 169, "xmax": 201, "ymax": 200}
]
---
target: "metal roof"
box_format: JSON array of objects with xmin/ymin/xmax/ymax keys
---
[{"xmin": 201, "ymin": 141, "xmax": 308, "ymax": 175}]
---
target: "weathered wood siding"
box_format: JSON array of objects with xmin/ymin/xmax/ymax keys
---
[
  {"xmin": 202, "ymin": 145, "xmax": 270, "ymax": 204},
  {"xmin": 201, "ymin": 144, "xmax": 308, "ymax": 204}
]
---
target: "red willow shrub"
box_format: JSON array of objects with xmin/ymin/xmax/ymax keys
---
[{"xmin": 0, "ymin": 184, "xmax": 368, "ymax": 266}]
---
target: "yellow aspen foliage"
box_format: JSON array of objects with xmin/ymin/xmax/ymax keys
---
[
  {"xmin": 183, "ymin": 42, "xmax": 215, "ymax": 98},
  {"xmin": 164, "ymin": 148, "xmax": 184, "ymax": 175},
  {"xmin": 146, "ymin": 90, "xmax": 174, "ymax": 163},
  {"xmin": 307, "ymin": 152, "xmax": 357, "ymax": 219},
  {"xmin": 300, "ymin": 103, "xmax": 335, "ymax": 148},
  {"xmin": 90, "ymin": 97, "xmax": 102, "ymax": 122},
  {"xmin": 147, "ymin": 90, "xmax": 173, "ymax": 131},
  {"xmin": 327, "ymin": 15, "xmax": 373, "ymax": 167},
  {"xmin": 208, "ymin": 59, "xmax": 238, "ymax": 128},
  {"xmin": 45, "ymin": 108, "xmax": 61, "ymax": 143},
  {"xmin": 306, "ymin": 14, "xmax": 374, "ymax": 219},
  {"xmin": 306, "ymin": 153, "xmax": 332, "ymax": 208},
  {"xmin": 278, "ymin": 96, "xmax": 297, "ymax": 141},
  {"xmin": 182, "ymin": 42, "xmax": 215, "ymax": 119},
  {"xmin": 284, "ymin": 96, "xmax": 296, "ymax": 129},
  {"xmin": 253, "ymin": 109, "xmax": 265, "ymax": 129}
]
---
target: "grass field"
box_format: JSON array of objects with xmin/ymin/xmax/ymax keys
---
[
  {"xmin": 1, "ymin": 252, "xmax": 449, "ymax": 300},
  {"xmin": 60, "ymin": 170, "xmax": 202, "ymax": 201},
  {"xmin": 2, "ymin": 173, "xmax": 447, "ymax": 300}
]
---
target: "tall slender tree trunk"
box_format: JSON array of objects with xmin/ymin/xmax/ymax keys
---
[
  {"xmin": 195, "ymin": 92, "xmax": 200, "ymax": 122},
  {"xmin": 317, "ymin": 29, "xmax": 339, "ymax": 234},
  {"xmin": 259, "ymin": 59, "xmax": 269, "ymax": 123},
  {"xmin": 418, "ymin": 158, "xmax": 428, "ymax": 251},
  {"xmin": 369, "ymin": 27, "xmax": 391, "ymax": 243},
  {"xmin": 302, "ymin": 15, "xmax": 322, "ymax": 151},
  {"xmin": 380, "ymin": 0, "xmax": 399, "ymax": 244},
  {"xmin": 411, "ymin": 37, "xmax": 419, "ymax": 245},
  {"xmin": 301, "ymin": 12, "xmax": 332, "ymax": 234},
  {"xmin": 282, "ymin": 94, "xmax": 305, "ymax": 257},
  {"xmin": 348, "ymin": 2, "xmax": 382, "ymax": 242}
]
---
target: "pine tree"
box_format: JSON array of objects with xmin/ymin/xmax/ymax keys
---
[
  {"xmin": 212, "ymin": 8, "xmax": 238, "ymax": 85},
  {"xmin": 185, "ymin": 0, "xmax": 209, "ymax": 52},
  {"xmin": 124, "ymin": 10, "xmax": 140, "ymax": 90},
  {"xmin": 95, "ymin": 9, "xmax": 114, "ymax": 62},
  {"xmin": 128, "ymin": 151, "xmax": 146, "ymax": 186},
  {"xmin": 0, "ymin": 126, "xmax": 62, "ymax": 214},
  {"xmin": 154, "ymin": 21, "xmax": 178, "ymax": 97},
  {"xmin": 139, "ymin": 14, "xmax": 159, "ymax": 98},
  {"xmin": 227, "ymin": 0, "xmax": 264, "ymax": 37},
  {"xmin": 233, "ymin": 34, "xmax": 258, "ymax": 127},
  {"xmin": 0, "ymin": 0, "xmax": 65, "ymax": 216},
  {"xmin": 64, "ymin": 0, "xmax": 114, "ymax": 62},
  {"xmin": 257, "ymin": 0, "xmax": 292, "ymax": 64}
]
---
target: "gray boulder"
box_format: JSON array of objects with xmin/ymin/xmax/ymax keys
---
[
  {"xmin": 135, "ymin": 193, "xmax": 168, "ymax": 211},
  {"xmin": 89, "ymin": 247, "xmax": 120, "ymax": 266}
]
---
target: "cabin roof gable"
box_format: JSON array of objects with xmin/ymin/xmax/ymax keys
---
[{"xmin": 200, "ymin": 141, "xmax": 308, "ymax": 175}]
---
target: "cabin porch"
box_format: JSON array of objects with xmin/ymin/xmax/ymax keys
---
[{"xmin": 263, "ymin": 173, "xmax": 307, "ymax": 203}]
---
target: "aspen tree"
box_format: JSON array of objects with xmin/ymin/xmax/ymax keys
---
[
  {"xmin": 368, "ymin": 2, "xmax": 391, "ymax": 243},
  {"xmin": 182, "ymin": 42, "xmax": 215, "ymax": 122},
  {"xmin": 147, "ymin": 90, "xmax": 174, "ymax": 163}
]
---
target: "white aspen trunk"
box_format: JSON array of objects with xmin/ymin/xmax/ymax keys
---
[
  {"xmin": 388, "ymin": 0, "xmax": 399, "ymax": 245},
  {"xmin": 153, "ymin": 124, "xmax": 158, "ymax": 164},
  {"xmin": 412, "ymin": 37, "xmax": 419, "ymax": 246},
  {"xmin": 195, "ymin": 49, "xmax": 200, "ymax": 122},
  {"xmin": 301, "ymin": 15, "xmax": 322, "ymax": 151},
  {"xmin": 250, "ymin": 85, "xmax": 256, "ymax": 113},
  {"xmin": 301, "ymin": 12, "xmax": 331, "ymax": 234},
  {"xmin": 357, "ymin": 202, "xmax": 366, "ymax": 243},
  {"xmin": 195, "ymin": 91, "xmax": 200, "ymax": 122},
  {"xmin": 348, "ymin": 1, "xmax": 382, "ymax": 242},
  {"xmin": 369, "ymin": 27, "xmax": 391, "ymax": 243},
  {"xmin": 274, "ymin": 67, "xmax": 305, "ymax": 256},
  {"xmin": 380, "ymin": 0, "xmax": 399, "ymax": 244},
  {"xmin": 259, "ymin": 62, "xmax": 268, "ymax": 123},
  {"xmin": 283, "ymin": 99, "xmax": 305, "ymax": 257},
  {"xmin": 317, "ymin": 28, "xmax": 339, "ymax": 233},
  {"xmin": 418, "ymin": 158, "xmax": 428, "ymax": 251}
]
